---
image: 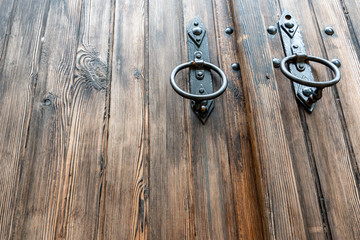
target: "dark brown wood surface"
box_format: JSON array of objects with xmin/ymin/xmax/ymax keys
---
[{"xmin": 1, "ymin": 0, "xmax": 359, "ymax": 239}]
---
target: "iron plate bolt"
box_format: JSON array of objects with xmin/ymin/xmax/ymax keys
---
[
  {"xmin": 267, "ymin": 25, "xmax": 277, "ymax": 35},
  {"xmin": 325, "ymin": 27, "xmax": 335, "ymax": 36}
]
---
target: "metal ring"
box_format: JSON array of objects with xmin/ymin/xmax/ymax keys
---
[
  {"xmin": 170, "ymin": 61, "xmax": 228, "ymax": 101},
  {"xmin": 280, "ymin": 55, "xmax": 341, "ymax": 88}
]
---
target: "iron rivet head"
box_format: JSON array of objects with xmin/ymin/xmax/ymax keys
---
[
  {"xmin": 195, "ymin": 52, "xmax": 202, "ymax": 59},
  {"xmin": 292, "ymin": 44, "xmax": 298, "ymax": 49},
  {"xmin": 303, "ymin": 88, "xmax": 314, "ymax": 97},
  {"xmin": 196, "ymin": 38, "xmax": 201, "ymax": 42},
  {"xmin": 289, "ymin": 29, "xmax": 294, "ymax": 33},
  {"xmin": 273, "ymin": 58, "xmax": 281, "ymax": 68},
  {"xmin": 200, "ymin": 105, "xmax": 208, "ymax": 114},
  {"xmin": 225, "ymin": 27, "xmax": 234, "ymax": 34},
  {"xmin": 299, "ymin": 63, "xmax": 305, "ymax": 69},
  {"xmin": 325, "ymin": 27, "xmax": 335, "ymax": 36},
  {"xmin": 331, "ymin": 59, "xmax": 341, "ymax": 68},
  {"xmin": 285, "ymin": 21, "xmax": 294, "ymax": 28},
  {"xmin": 196, "ymin": 71, "xmax": 204, "ymax": 80},
  {"xmin": 267, "ymin": 25, "xmax": 277, "ymax": 35},
  {"xmin": 199, "ymin": 88, "xmax": 205, "ymax": 93},
  {"xmin": 192, "ymin": 27, "xmax": 203, "ymax": 35},
  {"xmin": 194, "ymin": 21, "xmax": 199, "ymax": 26},
  {"xmin": 231, "ymin": 62, "xmax": 240, "ymax": 71}
]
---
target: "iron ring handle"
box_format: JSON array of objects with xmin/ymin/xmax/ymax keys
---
[
  {"xmin": 170, "ymin": 61, "xmax": 228, "ymax": 101},
  {"xmin": 280, "ymin": 55, "xmax": 341, "ymax": 88}
]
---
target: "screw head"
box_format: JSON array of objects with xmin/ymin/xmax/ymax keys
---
[
  {"xmin": 292, "ymin": 44, "xmax": 298, "ymax": 49},
  {"xmin": 196, "ymin": 71, "xmax": 204, "ymax": 80},
  {"xmin": 199, "ymin": 88, "xmax": 205, "ymax": 93},
  {"xmin": 231, "ymin": 62, "xmax": 240, "ymax": 71},
  {"xmin": 200, "ymin": 105, "xmax": 208, "ymax": 114},
  {"xmin": 325, "ymin": 27, "xmax": 335, "ymax": 36},
  {"xmin": 225, "ymin": 27, "xmax": 234, "ymax": 34},
  {"xmin": 303, "ymin": 88, "xmax": 314, "ymax": 97},
  {"xmin": 194, "ymin": 21, "xmax": 199, "ymax": 26},
  {"xmin": 192, "ymin": 27, "xmax": 203, "ymax": 35},
  {"xmin": 331, "ymin": 59, "xmax": 341, "ymax": 68},
  {"xmin": 289, "ymin": 29, "xmax": 294, "ymax": 33},
  {"xmin": 267, "ymin": 25, "xmax": 277, "ymax": 35},
  {"xmin": 285, "ymin": 21, "xmax": 294, "ymax": 28},
  {"xmin": 273, "ymin": 58, "xmax": 281, "ymax": 68}
]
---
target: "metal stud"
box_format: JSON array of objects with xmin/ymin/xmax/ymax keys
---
[
  {"xmin": 225, "ymin": 27, "xmax": 234, "ymax": 34},
  {"xmin": 285, "ymin": 21, "xmax": 294, "ymax": 28},
  {"xmin": 325, "ymin": 27, "xmax": 335, "ymax": 36},
  {"xmin": 192, "ymin": 27, "xmax": 203, "ymax": 35},
  {"xmin": 231, "ymin": 62, "xmax": 240, "ymax": 71},
  {"xmin": 273, "ymin": 58, "xmax": 281, "ymax": 68},
  {"xmin": 331, "ymin": 59, "xmax": 341, "ymax": 68},
  {"xmin": 267, "ymin": 25, "xmax": 277, "ymax": 35}
]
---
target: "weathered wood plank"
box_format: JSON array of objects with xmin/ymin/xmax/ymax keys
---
[
  {"xmin": 342, "ymin": 0, "xmax": 360, "ymax": 52},
  {"xmin": 230, "ymin": 0, "xmax": 308, "ymax": 238},
  {"xmin": 61, "ymin": 0, "xmax": 112, "ymax": 238},
  {"xmin": 304, "ymin": 0, "xmax": 360, "ymax": 237},
  {"xmin": 0, "ymin": 0, "xmax": 49, "ymax": 238},
  {"xmin": 103, "ymin": 0, "xmax": 148, "ymax": 239},
  {"xmin": 260, "ymin": 1, "xmax": 330, "ymax": 239},
  {"xmin": 181, "ymin": 1, "xmax": 240, "ymax": 238},
  {"xmin": 0, "ymin": 0, "xmax": 16, "ymax": 60},
  {"xmin": 277, "ymin": 0, "xmax": 360, "ymax": 239},
  {"xmin": 212, "ymin": 0, "xmax": 265, "ymax": 238},
  {"xmin": 8, "ymin": 0, "xmax": 83, "ymax": 238},
  {"xmin": 148, "ymin": 0, "xmax": 194, "ymax": 238}
]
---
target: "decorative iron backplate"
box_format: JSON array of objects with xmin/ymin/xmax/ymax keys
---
[
  {"xmin": 187, "ymin": 17, "xmax": 214, "ymax": 123},
  {"xmin": 278, "ymin": 10, "xmax": 317, "ymax": 112}
]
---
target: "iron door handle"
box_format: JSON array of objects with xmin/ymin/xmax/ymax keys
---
[
  {"xmin": 280, "ymin": 54, "xmax": 340, "ymax": 88},
  {"xmin": 170, "ymin": 60, "xmax": 227, "ymax": 101},
  {"xmin": 271, "ymin": 10, "xmax": 341, "ymax": 112},
  {"xmin": 170, "ymin": 17, "xmax": 228, "ymax": 124}
]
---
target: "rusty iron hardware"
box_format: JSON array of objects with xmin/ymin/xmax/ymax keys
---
[
  {"xmin": 170, "ymin": 17, "xmax": 228, "ymax": 124},
  {"xmin": 275, "ymin": 10, "xmax": 341, "ymax": 112}
]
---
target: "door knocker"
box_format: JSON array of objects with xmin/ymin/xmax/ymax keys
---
[
  {"xmin": 273, "ymin": 10, "xmax": 341, "ymax": 112},
  {"xmin": 170, "ymin": 17, "xmax": 228, "ymax": 124}
]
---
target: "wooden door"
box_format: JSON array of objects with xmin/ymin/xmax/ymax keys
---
[{"xmin": 1, "ymin": 0, "xmax": 360, "ymax": 239}]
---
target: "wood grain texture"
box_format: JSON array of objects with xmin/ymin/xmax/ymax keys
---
[
  {"xmin": 148, "ymin": 0, "xmax": 194, "ymax": 238},
  {"xmin": 230, "ymin": 0, "xmax": 307, "ymax": 238},
  {"xmin": 1, "ymin": 0, "xmax": 360, "ymax": 239},
  {"xmin": 212, "ymin": 0, "xmax": 265, "ymax": 238},
  {"xmin": 7, "ymin": 0, "xmax": 84, "ymax": 238},
  {"xmin": 0, "ymin": 0, "xmax": 16, "ymax": 60},
  {"xmin": 0, "ymin": 0, "xmax": 49, "ymax": 238},
  {"xmin": 278, "ymin": 0, "xmax": 360, "ymax": 239},
  {"xmin": 103, "ymin": 0, "xmax": 149, "ymax": 239},
  {"xmin": 260, "ymin": 1, "xmax": 329, "ymax": 239},
  {"xmin": 61, "ymin": 0, "xmax": 112, "ymax": 238}
]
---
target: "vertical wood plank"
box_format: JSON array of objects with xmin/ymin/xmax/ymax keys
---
[
  {"xmin": 104, "ymin": 0, "xmax": 149, "ymax": 239},
  {"xmin": 149, "ymin": 0, "xmax": 264, "ymax": 239},
  {"xmin": 278, "ymin": 0, "xmax": 360, "ymax": 238},
  {"xmin": 0, "ymin": 0, "xmax": 17, "ymax": 59},
  {"xmin": 181, "ymin": 2, "xmax": 237, "ymax": 239},
  {"xmin": 259, "ymin": 1, "xmax": 330, "ymax": 239},
  {"xmin": 61, "ymin": 0, "xmax": 113, "ymax": 238},
  {"xmin": 182, "ymin": 0, "xmax": 264, "ymax": 239},
  {"xmin": 211, "ymin": 0, "xmax": 267, "ymax": 238},
  {"xmin": 148, "ymin": 0, "xmax": 194, "ymax": 238},
  {"xmin": 8, "ymin": 0, "xmax": 84, "ymax": 238},
  {"xmin": 0, "ymin": 0, "xmax": 49, "ymax": 238},
  {"xmin": 230, "ymin": 0, "xmax": 308, "ymax": 238}
]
